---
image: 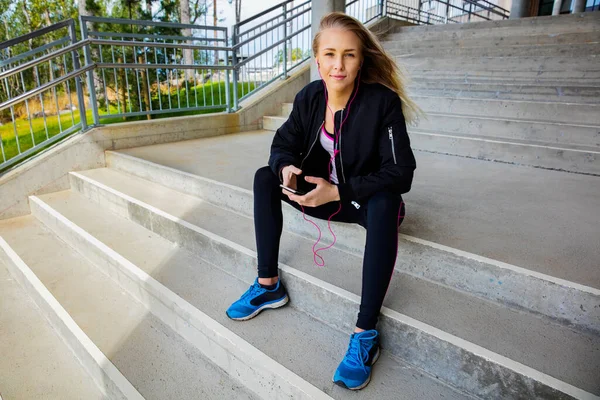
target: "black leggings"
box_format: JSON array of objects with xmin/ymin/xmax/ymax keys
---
[{"xmin": 253, "ymin": 166, "xmax": 404, "ymax": 330}]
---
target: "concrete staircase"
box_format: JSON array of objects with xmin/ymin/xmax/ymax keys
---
[
  {"xmin": 1, "ymin": 12, "xmax": 600, "ymax": 400},
  {"xmin": 372, "ymin": 12, "xmax": 600, "ymax": 175}
]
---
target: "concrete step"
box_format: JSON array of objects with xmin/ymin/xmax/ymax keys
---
[
  {"xmin": 108, "ymin": 131, "xmax": 600, "ymax": 276},
  {"xmin": 106, "ymin": 132, "xmax": 600, "ymax": 293},
  {"xmin": 408, "ymin": 129, "xmax": 600, "ymax": 175},
  {"xmin": 398, "ymin": 55, "xmax": 600, "ymax": 72},
  {"xmin": 82, "ymin": 161, "xmax": 600, "ymax": 334},
  {"xmin": 386, "ymin": 12, "xmax": 600, "ymax": 36},
  {"xmin": 31, "ymin": 188, "xmax": 468, "ymax": 400},
  {"xmin": 385, "ymin": 26, "xmax": 600, "ymax": 43},
  {"xmin": 262, "ymin": 115, "xmax": 600, "ymax": 174},
  {"xmin": 277, "ymin": 96, "xmax": 600, "ymax": 128},
  {"xmin": 405, "ymin": 74, "xmax": 600, "ymax": 86},
  {"xmin": 407, "ymin": 83, "xmax": 600, "ymax": 104},
  {"xmin": 401, "ymin": 68, "xmax": 600, "ymax": 81},
  {"xmin": 384, "ymin": 31, "xmax": 600, "ymax": 49},
  {"xmin": 0, "ymin": 220, "xmax": 141, "ymax": 400},
  {"xmin": 263, "ymin": 115, "xmax": 287, "ymax": 131},
  {"xmin": 266, "ymin": 108, "xmax": 600, "ymax": 148},
  {"xmin": 0, "ymin": 214, "xmax": 262, "ymax": 400},
  {"xmin": 64, "ymin": 164, "xmax": 600, "ymax": 398},
  {"xmin": 386, "ymin": 42, "xmax": 600, "ymax": 57},
  {"xmin": 0, "ymin": 258, "xmax": 105, "ymax": 400},
  {"xmin": 412, "ymin": 95, "xmax": 600, "ymax": 125},
  {"xmin": 415, "ymin": 112, "xmax": 600, "ymax": 148},
  {"xmin": 281, "ymin": 102, "xmax": 293, "ymax": 116}
]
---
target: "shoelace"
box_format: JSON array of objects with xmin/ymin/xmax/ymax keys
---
[
  {"xmin": 241, "ymin": 281, "xmax": 263, "ymax": 301},
  {"xmin": 343, "ymin": 331, "xmax": 378, "ymax": 374}
]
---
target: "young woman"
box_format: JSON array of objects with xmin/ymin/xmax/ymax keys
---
[{"xmin": 226, "ymin": 11, "xmax": 422, "ymax": 390}]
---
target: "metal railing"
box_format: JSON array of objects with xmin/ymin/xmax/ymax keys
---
[
  {"xmin": 0, "ymin": 0, "xmax": 511, "ymax": 171},
  {"xmin": 231, "ymin": 0, "xmax": 312, "ymax": 109},
  {"xmin": 346, "ymin": 0, "xmax": 385, "ymax": 25},
  {"xmin": 387, "ymin": 0, "xmax": 509, "ymax": 24},
  {"xmin": 0, "ymin": 19, "xmax": 88, "ymax": 171},
  {"xmin": 80, "ymin": 16, "xmax": 233, "ymax": 124}
]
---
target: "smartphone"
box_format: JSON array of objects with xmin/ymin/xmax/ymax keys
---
[{"xmin": 280, "ymin": 184, "xmax": 306, "ymax": 196}]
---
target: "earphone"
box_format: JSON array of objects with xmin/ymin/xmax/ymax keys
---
[
  {"xmin": 302, "ymin": 58, "xmax": 406, "ymax": 268},
  {"xmin": 298, "ymin": 58, "xmax": 363, "ymax": 267}
]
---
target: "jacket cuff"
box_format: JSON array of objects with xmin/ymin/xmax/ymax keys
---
[
  {"xmin": 279, "ymin": 166, "xmax": 285, "ymax": 183},
  {"xmin": 270, "ymin": 161, "xmax": 285, "ymax": 183},
  {"xmin": 337, "ymin": 182, "xmax": 357, "ymax": 204}
]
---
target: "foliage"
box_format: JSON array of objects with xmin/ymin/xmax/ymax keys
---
[{"xmin": 274, "ymin": 47, "xmax": 310, "ymax": 65}]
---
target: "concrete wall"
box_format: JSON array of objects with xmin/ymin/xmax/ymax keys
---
[{"xmin": 0, "ymin": 63, "xmax": 311, "ymax": 221}]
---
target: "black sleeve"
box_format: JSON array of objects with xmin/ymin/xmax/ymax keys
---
[
  {"xmin": 337, "ymin": 95, "xmax": 416, "ymax": 203},
  {"xmin": 268, "ymin": 91, "xmax": 306, "ymax": 182}
]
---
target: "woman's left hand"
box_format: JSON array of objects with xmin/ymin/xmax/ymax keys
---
[{"xmin": 287, "ymin": 176, "xmax": 340, "ymax": 207}]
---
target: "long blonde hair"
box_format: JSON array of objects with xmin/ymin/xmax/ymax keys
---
[{"xmin": 312, "ymin": 12, "xmax": 425, "ymax": 126}]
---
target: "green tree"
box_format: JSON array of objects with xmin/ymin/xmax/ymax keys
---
[{"xmin": 274, "ymin": 47, "xmax": 307, "ymax": 65}]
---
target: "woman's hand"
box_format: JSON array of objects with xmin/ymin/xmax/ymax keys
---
[
  {"xmin": 287, "ymin": 176, "xmax": 340, "ymax": 207},
  {"xmin": 281, "ymin": 165, "xmax": 302, "ymax": 195}
]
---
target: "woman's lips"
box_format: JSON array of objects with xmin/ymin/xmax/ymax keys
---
[{"xmin": 331, "ymin": 75, "xmax": 346, "ymax": 80}]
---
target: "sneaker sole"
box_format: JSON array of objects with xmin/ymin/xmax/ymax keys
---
[
  {"xmin": 227, "ymin": 295, "xmax": 290, "ymax": 321},
  {"xmin": 332, "ymin": 346, "xmax": 381, "ymax": 391}
]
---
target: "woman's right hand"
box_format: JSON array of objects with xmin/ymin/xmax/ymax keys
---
[{"xmin": 281, "ymin": 165, "xmax": 302, "ymax": 192}]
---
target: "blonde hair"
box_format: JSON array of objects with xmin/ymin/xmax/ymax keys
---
[{"xmin": 312, "ymin": 12, "xmax": 425, "ymax": 126}]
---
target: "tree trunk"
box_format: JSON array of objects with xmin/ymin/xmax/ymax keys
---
[
  {"xmin": 21, "ymin": 1, "xmax": 39, "ymax": 89},
  {"xmin": 213, "ymin": 0, "xmax": 218, "ymax": 70},
  {"xmin": 44, "ymin": 10, "xmax": 52, "ymax": 26},
  {"xmin": 138, "ymin": 56, "xmax": 152, "ymax": 120},
  {"xmin": 118, "ymin": 57, "xmax": 127, "ymax": 121},
  {"xmin": 78, "ymin": 0, "xmax": 102, "ymax": 114},
  {"xmin": 180, "ymin": 0, "xmax": 194, "ymax": 82}
]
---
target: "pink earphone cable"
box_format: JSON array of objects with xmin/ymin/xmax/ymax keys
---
[{"xmin": 297, "ymin": 64, "xmax": 362, "ymax": 267}]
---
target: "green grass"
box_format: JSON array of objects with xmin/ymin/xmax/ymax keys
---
[
  {"xmin": 1, "ymin": 110, "xmax": 86, "ymax": 161},
  {"xmin": 1, "ymin": 81, "xmax": 256, "ymax": 171}
]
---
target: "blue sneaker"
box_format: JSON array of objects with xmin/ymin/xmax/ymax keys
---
[
  {"xmin": 333, "ymin": 329, "xmax": 381, "ymax": 390},
  {"xmin": 226, "ymin": 278, "xmax": 289, "ymax": 321}
]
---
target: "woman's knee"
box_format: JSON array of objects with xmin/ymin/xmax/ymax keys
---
[
  {"xmin": 367, "ymin": 192, "xmax": 400, "ymax": 213},
  {"xmin": 254, "ymin": 166, "xmax": 279, "ymax": 191}
]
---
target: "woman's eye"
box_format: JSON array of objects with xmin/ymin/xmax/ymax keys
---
[{"xmin": 345, "ymin": 54, "xmax": 355, "ymax": 57}]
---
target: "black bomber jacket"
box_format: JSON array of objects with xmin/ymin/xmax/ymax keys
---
[{"xmin": 268, "ymin": 79, "xmax": 417, "ymax": 208}]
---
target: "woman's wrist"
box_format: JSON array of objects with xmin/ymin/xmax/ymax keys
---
[{"xmin": 332, "ymin": 184, "xmax": 341, "ymax": 201}]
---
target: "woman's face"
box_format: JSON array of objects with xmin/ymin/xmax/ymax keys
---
[{"xmin": 316, "ymin": 28, "xmax": 363, "ymax": 94}]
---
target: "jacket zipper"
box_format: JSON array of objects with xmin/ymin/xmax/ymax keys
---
[
  {"xmin": 339, "ymin": 108, "xmax": 347, "ymax": 183},
  {"xmin": 300, "ymin": 121, "xmax": 323, "ymax": 170},
  {"xmin": 388, "ymin": 126, "xmax": 397, "ymax": 165}
]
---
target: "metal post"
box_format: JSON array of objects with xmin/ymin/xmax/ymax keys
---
[
  {"xmin": 68, "ymin": 21, "xmax": 88, "ymax": 130},
  {"xmin": 232, "ymin": 25, "xmax": 239, "ymax": 111},
  {"xmin": 224, "ymin": 30, "xmax": 231, "ymax": 113},
  {"xmin": 282, "ymin": 3, "xmax": 288, "ymax": 80},
  {"xmin": 573, "ymin": 0, "xmax": 586, "ymax": 12},
  {"xmin": 382, "ymin": 0, "xmax": 387, "ymax": 18},
  {"xmin": 79, "ymin": 18, "xmax": 100, "ymax": 126},
  {"xmin": 445, "ymin": 0, "xmax": 450, "ymax": 23}
]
